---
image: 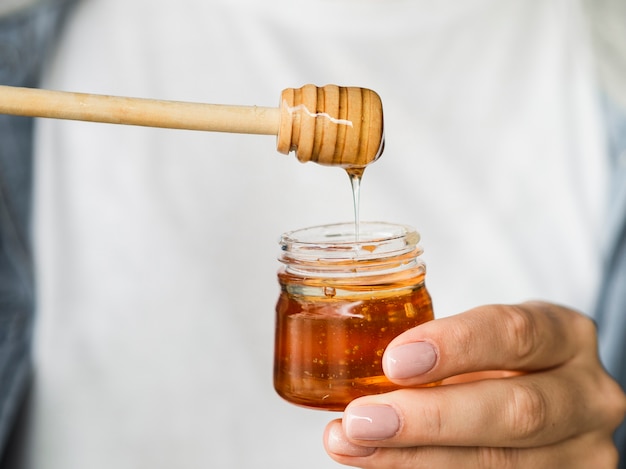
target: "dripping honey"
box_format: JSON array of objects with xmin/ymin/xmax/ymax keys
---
[{"xmin": 346, "ymin": 166, "xmax": 365, "ymax": 240}]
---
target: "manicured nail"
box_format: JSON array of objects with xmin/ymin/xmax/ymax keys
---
[
  {"xmin": 384, "ymin": 341, "xmax": 437, "ymax": 379},
  {"xmin": 344, "ymin": 405, "xmax": 400, "ymax": 441},
  {"xmin": 326, "ymin": 423, "xmax": 376, "ymax": 457}
]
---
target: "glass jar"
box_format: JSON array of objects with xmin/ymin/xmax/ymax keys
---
[{"xmin": 273, "ymin": 221, "xmax": 435, "ymax": 411}]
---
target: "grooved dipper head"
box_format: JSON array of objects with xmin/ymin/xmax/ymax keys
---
[{"xmin": 277, "ymin": 84, "xmax": 384, "ymax": 167}]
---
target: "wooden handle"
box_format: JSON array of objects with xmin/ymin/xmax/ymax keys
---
[
  {"xmin": 0, "ymin": 85, "xmax": 280, "ymax": 134},
  {"xmin": 0, "ymin": 83, "xmax": 384, "ymax": 167}
]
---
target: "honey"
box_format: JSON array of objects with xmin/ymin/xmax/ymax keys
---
[{"xmin": 273, "ymin": 222, "xmax": 435, "ymax": 411}]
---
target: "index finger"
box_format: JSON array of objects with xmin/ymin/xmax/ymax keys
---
[{"xmin": 382, "ymin": 301, "xmax": 597, "ymax": 385}]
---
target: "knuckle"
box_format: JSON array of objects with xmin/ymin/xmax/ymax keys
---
[
  {"xmin": 571, "ymin": 435, "xmax": 621, "ymax": 469},
  {"xmin": 615, "ymin": 390, "xmax": 626, "ymax": 427},
  {"xmin": 505, "ymin": 382, "xmax": 549, "ymax": 441},
  {"xmin": 393, "ymin": 447, "xmax": 436, "ymax": 469},
  {"xmin": 597, "ymin": 374, "xmax": 626, "ymax": 431},
  {"xmin": 502, "ymin": 305, "xmax": 538, "ymax": 363},
  {"xmin": 415, "ymin": 399, "xmax": 445, "ymax": 444},
  {"xmin": 476, "ymin": 447, "xmax": 518, "ymax": 469},
  {"xmin": 570, "ymin": 311, "xmax": 599, "ymax": 349},
  {"xmin": 593, "ymin": 441, "xmax": 620, "ymax": 469}
]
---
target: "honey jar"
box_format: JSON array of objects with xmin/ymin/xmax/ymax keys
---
[{"xmin": 273, "ymin": 221, "xmax": 435, "ymax": 411}]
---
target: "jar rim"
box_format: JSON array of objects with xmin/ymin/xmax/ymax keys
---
[{"xmin": 279, "ymin": 221, "xmax": 420, "ymax": 262}]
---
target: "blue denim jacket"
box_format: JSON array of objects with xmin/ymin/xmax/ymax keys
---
[
  {"xmin": 596, "ymin": 94, "xmax": 626, "ymax": 467},
  {"xmin": 0, "ymin": 0, "xmax": 75, "ymax": 457}
]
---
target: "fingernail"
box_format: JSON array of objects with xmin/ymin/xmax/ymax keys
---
[
  {"xmin": 326, "ymin": 423, "xmax": 376, "ymax": 457},
  {"xmin": 345, "ymin": 405, "xmax": 400, "ymax": 441},
  {"xmin": 384, "ymin": 341, "xmax": 437, "ymax": 379}
]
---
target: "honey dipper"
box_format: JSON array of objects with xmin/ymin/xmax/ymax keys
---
[{"xmin": 0, "ymin": 83, "xmax": 384, "ymax": 167}]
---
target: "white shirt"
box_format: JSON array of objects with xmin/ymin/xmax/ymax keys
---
[{"xmin": 25, "ymin": 1, "xmax": 608, "ymax": 468}]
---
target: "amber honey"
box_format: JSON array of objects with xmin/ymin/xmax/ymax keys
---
[{"xmin": 273, "ymin": 222, "xmax": 435, "ymax": 411}]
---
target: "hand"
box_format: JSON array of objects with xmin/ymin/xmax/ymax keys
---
[{"xmin": 323, "ymin": 301, "xmax": 626, "ymax": 468}]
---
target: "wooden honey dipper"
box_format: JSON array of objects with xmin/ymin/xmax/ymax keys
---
[{"xmin": 0, "ymin": 83, "xmax": 384, "ymax": 167}]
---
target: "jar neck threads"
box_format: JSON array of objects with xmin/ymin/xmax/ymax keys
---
[{"xmin": 278, "ymin": 222, "xmax": 424, "ymax": 281}]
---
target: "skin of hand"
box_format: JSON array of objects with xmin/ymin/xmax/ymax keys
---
[{"xmin": 323, "ymin": 301, "xmax": 626, "ymax": 468}]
